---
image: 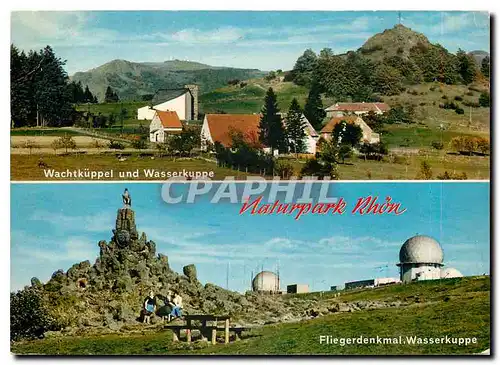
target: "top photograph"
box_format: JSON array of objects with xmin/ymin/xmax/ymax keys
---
[{"xmin": 10, "ymin": 11, "xmax": 490, "ymax": 181}]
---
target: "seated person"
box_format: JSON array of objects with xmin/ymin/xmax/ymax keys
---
[
  {"xmin": 169, "ymin": 290, "xmax": 183, "ymax": 321},
  {"xmin": 156, "ymin": 291, "xmax": 173, "ymax": 321},
  {"xmin": 142, "ymin": 290, "xmax": 157, "ymax": 324}
]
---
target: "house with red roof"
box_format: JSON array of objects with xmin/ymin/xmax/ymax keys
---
[
  {"xmin": 201, "ymin": 114, "xmax": 262, "ymax": 151},
  {"xmin": 320, "ymin": 115, "xmax": 380, "ymax": 144},
  {"xmin": 149, "ymin": 110, "xmax": 183, "ymax": 143},
  {"xmin": 201, "ymin": 113, "xmax": 319, "ymax": 154},
  {"xmin": 325, "ymin": 102, "xmax": 390, "ymax": 118}
]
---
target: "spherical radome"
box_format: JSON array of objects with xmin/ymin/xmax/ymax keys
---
[
  {"xmin": 399, "ymin": 235, "xmax": 444, "ymax": 264},
  {"xmin": 440, "ymin": 267, "xmax": 463, "ymax": 279},
  {"xmin": 252, "ymin": 271, "xmax": 280, "ymax": 292}
]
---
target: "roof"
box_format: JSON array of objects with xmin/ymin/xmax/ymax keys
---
[
  {"xmin": 205, "ymin": 114, "xmax": 261, "ymax": 148},
  {"xmin": 325, "ymin": 102, "xmax": 390, "ymax": 113},
  {"xmin": 152, "ymin": 88, "xmax": 190, "ymax": 106},
  {"xmin": 320, "ymin": 116, "xmax": 360, "ymax": 134},
  {"xmin": 398, "ymin": 235, "xmax": 444, "ymax": 265},
  {"xmin": 155, "ymin": 110, "xmax": 183, "ymax": 129}
]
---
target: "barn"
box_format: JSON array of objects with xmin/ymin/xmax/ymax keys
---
[{"xmin": 138, "ymin": 85, "xmax": 198, "ymax": 121}]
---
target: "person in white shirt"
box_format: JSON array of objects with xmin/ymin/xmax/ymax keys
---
[{"xmin": 169, "ymin": 290, "xmax": 183, "ymax": 321}]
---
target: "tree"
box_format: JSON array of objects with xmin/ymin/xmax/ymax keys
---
[
  {"xmin": 168, "ymin": 128, "xmax": 201, "ymax": 156},
  {"xmin": 456, "ymin": 49, "xmax": 477, "ymax": 84},
  {"xmin": 332, "ymin": 121, "xmax": 363, "ymax": 147},
  {"xmin": 83, "ymin": 85, "xmax": 95, "ymax": 103},
  {"xmin": 374, "ymin": 64, "xmax": 404, "ymax": 95},
  {"xmin": 479, "ymin": 92, "xmax": 490, "ymax": 107},
  {"xmin": 11, "ymin": 289, "xmax": 57, "ymax": 341},
  {"xmin": 11, "ymin": 45, "xmax": 74, "ymax": 127},
  {"xmin": 119, "ymin": 107, "xmax": 128, "ymax": 132},
  {"xmin": 34, "ymin": 46, "xmax": 74, "ymax": 126},
  {"xmin": 259, "ymin": 88, "xmax": 286, "ymax": 153},
  {"xmin": 54, "ymin": 134, "xmax": 77, "ymax": 153},
  {"xmin": 291, "ymin": 49, "xmax": 317, "ymax": 86},
  {"xmin": 481, "ymin": 55, "xmax": 490, "ymax": 78},
  {"xmin": 304, "ymin": 81, "xmax": 326, "ymax": 131},
  {"xmin": 104, "ymin": 86, "xmax": 119, "ymax": 103},
  {"xmin": 10, "ymin": 45, "xmax": 31, "ymax": 127},
  {"xmin": 417, "ymin": 161, "xmax": 433, "ymax": 179},
  {"xmin": 338, "ymin": 145, "xmax": 353, "ymax": 163},
  {"xmin": 24, "ymin": 140, "xmax": 40, "ymax": 155},
  {"xmin": 285, "ymin": 98, "xmax": 306, "ymax": 156}
]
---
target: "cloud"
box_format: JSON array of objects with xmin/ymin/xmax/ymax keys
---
[
  {"xmin": 29, "ymin": 210, "xmax": 113, "ymax": 233},
  {"xmin": 11, "ymin": 11, "xmax": 121, "ymax": 49},
  {"xmin": 170, "ymin": 27, "xmax": 244, "ymax": 44},
  {"xmin": 11, "ymin": 230, "xmax": 98, "ymax": 265}
]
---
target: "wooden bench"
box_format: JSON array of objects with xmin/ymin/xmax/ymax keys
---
[{"xmin": 165, "ymin": 314, "xmax": 248, "ymax": 344}]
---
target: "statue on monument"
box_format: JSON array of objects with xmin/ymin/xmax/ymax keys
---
[{"xmin": 122, "ymin": 188, "xmax": 132, "ymax": 207}]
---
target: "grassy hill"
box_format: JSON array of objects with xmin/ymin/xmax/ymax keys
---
[
  {"xmin": 200, "ymin": 78, "xmax": 336, "ymax": 115},
  {"xmin": 12, "ymin": 276, "xmax": 490, "ymax": 355},
  {"xmin": 71, "ymin": 59, "xmax": 265, "ymax": 102}
]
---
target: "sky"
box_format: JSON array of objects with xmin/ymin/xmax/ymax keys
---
[
  {"xmin": 10, "ymin": 11, "xmax": 490, "ymax": 75},
  {"xmin": 11, "ymin": 182, "xmax": 490, "ymax": 292}
]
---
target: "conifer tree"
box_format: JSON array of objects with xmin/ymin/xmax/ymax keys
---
[
  {"xmin": 259, "ymin": 87, "xmax": 286, "ymax": 154},
  {"xmin": 286, "ymin": 98, "xmax": 306, "ymax": 156},
  {"xmin": 304, "ymin": 81, "xmax": 326, "ymax": 131}
]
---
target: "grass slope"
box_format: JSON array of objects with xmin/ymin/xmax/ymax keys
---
[
  {"xmin": 12, "ymin": 276, "xmax": 490, "ymax": 355},
  {"xmin": 10, "ymin": 154, "xmax": 251, "ymax": 181}
]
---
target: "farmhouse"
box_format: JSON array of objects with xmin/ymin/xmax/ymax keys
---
[
  {"xmin": 138, "ymin": 84, "xmax": 199, "ymax": 121},
  {"xmin": 325, "ymin": 102, "xmax": 390, "ymax": 118},
  {"xmin": 320, "ymin": 115, "xmax": 380, "ymax": 144},
  {"xmin": 149, "ymin": 110, "xmax": 183, "ymax": 143},
  {"xmin": 201, "ymin": 113, "xmax": 319, "ymax": 154},
  {"xmin": 201, "ymin": 114, "xmax": 261, "ymax": 150}
]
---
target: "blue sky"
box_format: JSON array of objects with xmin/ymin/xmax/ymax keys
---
[
  {"xmin": 10, "ymin": 11, "xmax": 490, "ymax": 75},
  {"xmin": 11, "ymin": 182, "xmax": 489, "ymax": 292}
]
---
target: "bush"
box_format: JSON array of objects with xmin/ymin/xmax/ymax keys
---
[
  {"xmin": 454, "ymin": 95, "xmax": 463, "ymax": 101},
  {"xmin": 416, "ymin": 161, "xmax": 433, "ymax": 179},
  {"xmin": 131, "ymin": 137, "xmax": 148, "ymax": 149},
  {"xmin": 479, "ymin": 92, "xmax": 490, "ymax": 107},
  {"xmin": 299, "ymin": 159, "xmax": 338, "ymax": 179},
  {"xmin": 463, "ymin": 100, "xmax": 480, "ymax": 108},
  {"xmin": 436, "ymin": 171, "xmax": 468, "ymax": 180},
  {"xmin": 108, "ymin": 140, "xmax": 125, "ymax": 150},
  {"xmin": 274, "ymin": 160, "xmax": 295, "ymax": 179},
  {"xmin": 11, "ymin": 289, "xmax": 57, "ymax": 341},
  {"xmin": 431, "ymin": 141, "xmax": 444, "ymax": 150},
  {"xmin": 455, "ymin": 107, "xmax": 465, "ymax": 114},
  {"xmin": 441, "ymin": 95, "xmax": 448, "ymax": 100}
]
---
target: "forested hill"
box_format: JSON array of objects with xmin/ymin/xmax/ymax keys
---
[
  {"xmin": 71, "ymin": 59, "xmax": 265, "ymax": 101},
  {"xmin": 289, "ymin": 24, "xmax": 490, "ymax": 101}
]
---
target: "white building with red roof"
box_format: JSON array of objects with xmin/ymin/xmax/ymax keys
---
[
  {"xmin": 149, "ymin": 110, "xmax": 183, "ymax": 143},
  {"xmin": 201, "ymin": 113, "xmax": 319, "ymax": 154},
  {"xmin": 325, "ymin": 102, "xmax": 390, "ymax": 118}
]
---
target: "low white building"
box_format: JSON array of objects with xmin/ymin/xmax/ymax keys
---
[
  {"xmin": 138, "ymin": 85, "xmax": 198, "ymax": 121},
  {"xmin": 325, "ymin": 102, "xmax": 390, "ymax": 118},
  {"xmin": 149, "ymin": 110, "xmax": 183, "ymax": 143}
]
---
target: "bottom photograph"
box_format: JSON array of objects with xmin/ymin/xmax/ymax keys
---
[{"xmin": 10, "ymin": 181, "xmax": 490, "ymax": 355}]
